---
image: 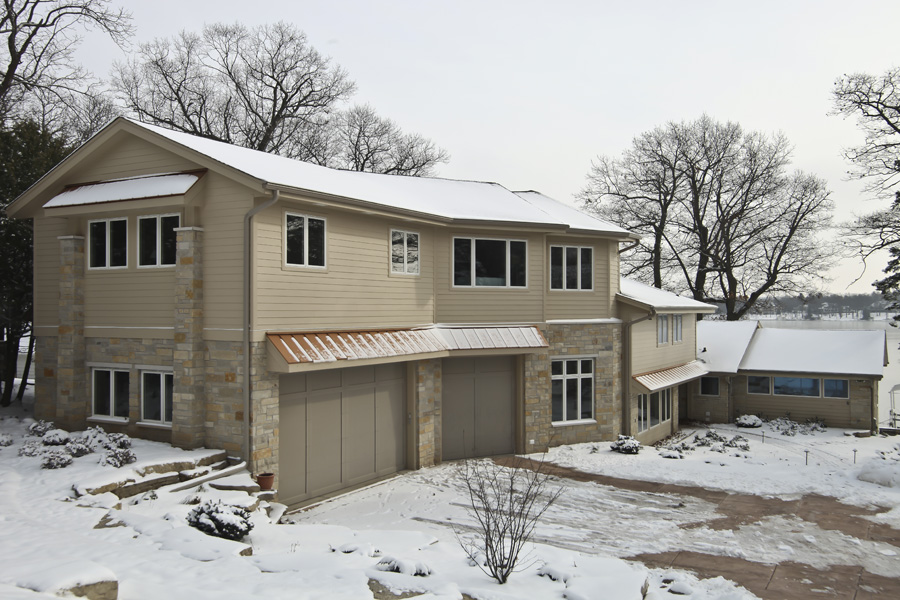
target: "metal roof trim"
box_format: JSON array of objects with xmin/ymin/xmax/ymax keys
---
[{"xmin": 633, "ymin": 360, "xmax": 709, "ymax": 393}]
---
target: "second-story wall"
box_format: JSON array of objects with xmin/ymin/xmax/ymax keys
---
[{"xmin": 626, "ymin": 308, "xmax": 698, "ymax": 374}]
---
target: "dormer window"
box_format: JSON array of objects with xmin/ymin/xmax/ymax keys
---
[{"xmin": 88, "ymin": 218, "xmax": 127, "ymax": 269}]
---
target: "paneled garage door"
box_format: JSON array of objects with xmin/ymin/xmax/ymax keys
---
[
  {"xmin": 279, "ymin": 363, "xmax": 406, "ymax": 506},
  {"xmin": 442, "ymin": 356, "xmax": 516, "ymax": 460}
]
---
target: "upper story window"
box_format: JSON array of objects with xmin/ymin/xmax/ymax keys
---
[
  {"xmin": 657, "ymin": 314, "xmax": 669, "ymax": 345},
  {"xmin": 139, "ymin": 214, "xmax": 180, "ymax": 267},
  {"xmin": 285, "ymin": 212, "xmax": 326, "ymax": 268},
  {"xmin": 391, "ymin": 229, "xmax": 419, "ymax": 275},
  {"xmin": 88, "ymin": 218, "xmax": 127, "ymax": 269},
  {"xmin": 453, "ymin": 237, "xmax": 526, "ymax": 288},
  {"xmin": 672, "ymin": 314, "xmax": 683, "ymax": 343},
  {"xmin": 550, "ymin": 246, "xmax": 592, "ymax": 290}
]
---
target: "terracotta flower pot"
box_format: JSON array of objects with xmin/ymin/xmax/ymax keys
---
[{"xmin": 256, "ymin": 472, "xmax": 275, "ymax": 491}]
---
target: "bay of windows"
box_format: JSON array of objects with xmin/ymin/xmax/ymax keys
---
[{"xmin": 638, "ymin": 388, "xmax": 672, "ymax": 432}]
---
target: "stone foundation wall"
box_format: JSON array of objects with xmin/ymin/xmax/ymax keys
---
[
  {"xmin": 524, "ymin": 322, "xmax": 622, "ymax": 452},
  {"xmin": 204, "ymin": 340, "xmax": 247, "ymax": 456}
]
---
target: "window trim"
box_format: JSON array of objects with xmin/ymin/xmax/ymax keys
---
[
  {"xmin": 140, "ymin": 370, "xmax": 174, "ymax": 425},
  {"xmin": 87, "ymin": 217, "xmax": 128, "ymax": 270},
  {"xmin": 91, "ymin": 368, "xmax": 130, "ymax": 420},
  {"xmin": 549, "ymin": 245, "xmax": 594, "ymax": 291},
  {"xmin": 699, "ymin": 376, "xmax": 720, "ymax": 396},
  {"xmin": 284, "ymin": 211, "xmax": 327, "ymax": 269},
  {"xmin": 451, "ymin": 236, "xmax": 528, "ymax": 289},
  {"xmin": 550, "ymin": 357, "xmax": 595, "ymax": 424},
  {"xmin": 137, "ymin": 213, "xmax": 181, "ymax": 268},
  {"xmin": 657, "ymin": 314, "xmax": 669, "ymax": 346},
  {"xmin": 389, "ymin": 228, "xmax": 420, "ymax": 276}
]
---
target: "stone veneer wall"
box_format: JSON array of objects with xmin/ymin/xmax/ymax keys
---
[
  {"xmin": 412, "ymin": 358, "xmax": 442, "ymax": 468},
  {"xmin": 56, "ymin": 236, "xmax": 86, "ymax": 431},
  {"xmin": 524, "ymin": 323, "xmax": 621, "ymax": 452},
  {"xmin": 249, "ymin": 341, "xmax": 279, "ymax": 478},
  {"xmin": 34, "ymin": 335, "xmax": 58, "ymax": 421}
]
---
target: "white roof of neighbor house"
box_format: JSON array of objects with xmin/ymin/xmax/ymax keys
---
[
  {"xmin": 739, "ymin": 328, "xmax": 887, "ymax": 377},
  {"xmin": 618, "ymin": 278, "xmax": 716, "ymax": 312},
  {"xmin": 697, "ymin": 320, "xmax": 759, "ymax": 373},
  {"xmin": 122, "ymin": 119, "xmax": 634, "ymax": 235},
  {"xmin": 44, "ymin": 172, "xmax": 201, "ymax": 208}
]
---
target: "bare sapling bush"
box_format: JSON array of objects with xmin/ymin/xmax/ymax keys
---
[{"xmin": 457, "ymin": 458, "xmax": 563, "ymax": 584}]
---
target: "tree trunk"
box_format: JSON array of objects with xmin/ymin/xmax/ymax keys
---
[{"xmin": 15, "ymin": 335, "xmax": 35, "ymax": 403}]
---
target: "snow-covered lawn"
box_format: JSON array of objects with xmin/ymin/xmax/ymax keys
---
[{"xmin": 2, "ymin": 403, "xmax": 899, "ymax": 599}]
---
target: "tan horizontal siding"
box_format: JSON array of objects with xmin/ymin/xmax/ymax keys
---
[
  {"xmin": 631, "ymin": 314, "xmax": 697, "ymax": 374},
  {"xmin": 69, "ymin": 134, "xmax": 198, "ymax": 182},
  {"xmin": 544, "ymin": 238, "xmax": 614, "ymax": 320},
  {"xmin": 252, "ymin": 202, "xmax": 435, "ymax": 331},
  {"xmin": 33, "ymin": 217, "xmax": 67, "ymax": 332},
  {"xmin": 84, "ymin": 270, "xmax": 175, "ymax": 328}
]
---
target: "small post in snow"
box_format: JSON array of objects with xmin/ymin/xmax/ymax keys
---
[
  {"xmin": 805, "ymin": 450, "xmax": 809, "ymax": 465},
  {"xmin": 853, "ymin": 449, "xmax": 857, "ymax": 464},
  {"xmin": 762, "ymin": 431, "xmax": 765, "ymax": 444}
]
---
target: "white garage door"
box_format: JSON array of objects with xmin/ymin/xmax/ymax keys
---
[
  {"xmin": 279, "ymin": 363, "xmax": 406, "ymax": 506},
  {"xmin": 442, "ymin": 356, "xmax": 516, "ymax": 460}
]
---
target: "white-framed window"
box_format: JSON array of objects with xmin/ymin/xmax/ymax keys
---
[
  {"xmin": 390, "ymin": 229, "xmax": 420, "ymax": 275},
  {"xmin": 747, "ymin": 375, "xmax": 771, "ymax": 395},
  {"xmin": 138, "ymin": 214, "xmax": 180, "ymax": 267},
  {"xmin": 672, "ymin": 314, "xmax": 683, "ymax": 343},
  {"xmin": 92, "ymin": 368, "xmax": 129, "ymax": 419},
  {"xmin": 657, "ymin": 314, "xmax": 669, "ymax": 345},
  {"xmin": 141, "ymin": 371, "xmax": 173, "ymax": 424},
  {"xmin": 452, "ymin": 237, "xmax": 527, "ymax": 287},
  {"xmin": 88, "ymin": 218, "xmax": 127, "ymax": 269},
  {"xmin": 551, "ymin": 358, "xmax": 594, "ymax": 423},
  {"xmin": 549, "ymin": 245, "xmax": 593, "ymax": 290},
  {"xmin": 773, "ymin": 376, "xmax": 819, "ymax": 397},
  {"xmin": 824, "ymin": 378, "xmax": 849, "ymax": 399},
  {"xmin": 699, "ymin": 376, "xmax": 719, "ymax": 396},
  {"xmin": 638, "ymin": 388, "xmax": 672, "ymax": 432},
  {"xmin": 285, "ymin": 212, "xmax": 326, "ymax": 268}
]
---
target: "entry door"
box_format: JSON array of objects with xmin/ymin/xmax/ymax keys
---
[{"xmin": 442, "ymin": 356, "xmax": 516, "ymax": 460}]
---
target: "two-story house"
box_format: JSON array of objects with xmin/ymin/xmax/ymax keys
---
[{"xmin": 8, "ymin": 118, "xmax": 713, "ymax": 505}]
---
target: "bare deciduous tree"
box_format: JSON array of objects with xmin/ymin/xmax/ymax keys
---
[
  {"xmin": 580, "ymin": 116, "xmax": 834, "ymax": 320},
  {"xmin": 113, "ymin": 22, "xmax": 448, "ymax": 175},
  {"xmin": 0, "ymin": 0, "xmax": 132, "ymax": 119},
  {"xmin": 456, "ymin": 458, "xmax": 563, "ymax": 585}
]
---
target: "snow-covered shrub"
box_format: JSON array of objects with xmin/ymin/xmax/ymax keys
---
[
  {"xmin": 768, "ymin": 416, "xmax": 826, "ymax": 436},
  {"xmin": 18, "ymin": 440, "xmax": 43, "ymax": 457},
  {"xmin": 658, "ymin": 449, "xmax": 684, "ymax": 459},
  {"xmin": 611, "ymin": 435, "xmax": 641, "ymax": 454},
  {"xmin": 859, "ymin": 444, "xmax": 900, "ymax": 488},
  {"xmin": 375, "ymin": 556, "xmax": 432, "ymax": 577},
  {"xmin": 100, "ymin": 447, "xmax": 136, "ymax": 468},
  {"xmin": 0, "ymin": 433, "xmax": 13, "ymax": 446},
  {"xmin": 735, "ymin": 414, "xmax": 762, "ymax": 428},
  {"xmin": 42, "ymin": 429, "xmax": 70, "ymax": 446},
  {"xmin": 665, "ymin": 440, "xmax": 694, "ymax": 453},
  {"xmin": 41, "ymin": 449, "xmax": 73, "ymax": 469},
  {"xmin": 27, "ymin": 420, "xmax": 54, "ymax": 437},
  {"xmin": 78, "ymin": 426, "xmax": 109, "ymax": 450},
  {"xmin": 102, "ymin": 432, "xmax": 132, "ymax": 450},
  {"xmin": 709, "ymin": 442, "xmax": 726, "ymax": 453},
  {"xmin": 693, "ymin": 430, "xmax": 726, "ymax": 447},
  {"xmin": 186, "ymin": 500, "xmax": 254, "ymax": 541},
  {"xmin": 65, "ymin": 441, "xmax": 93, "ymax": 457},
  {"xmin": 724, "ymin": 435, "xmax": 750, "ymax": 451}
]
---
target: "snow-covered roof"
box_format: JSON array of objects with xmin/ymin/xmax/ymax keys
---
[
  {"xmin": 617, "ymin": 278, "xmax": 716, "ymax": 312},
  {"xmin": 124, "ymin": 119, "xmax": 634, "ymax": 235},
  {"xmin": 739, "ymin": 328, "xmax": 887, "ymax": 377},
  {"xmin": 44, "ymin": 172, "xmax": 201, "ymax": 208},
  {"xmin": 697, "ymin": 320, "xmax": 759, "ymax": 373}
]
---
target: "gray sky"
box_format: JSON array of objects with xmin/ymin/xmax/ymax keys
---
[{"xmin": 77, "ymin": 0, "xmax": 900, "ymax": 293}]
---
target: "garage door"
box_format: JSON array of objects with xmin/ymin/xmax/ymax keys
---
[
  {"xmin": 442, "ymin": 356, "xmax": 516, "ymax": 460},
  {"xmin": 279, "ymin": 363, "xmax": 406, "ymax": 505}
]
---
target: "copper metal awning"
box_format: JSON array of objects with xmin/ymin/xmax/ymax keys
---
[
  {"xmin": 633, "ymin": 360, "xmax": 708, "ymax": 392},
  {"xmin": 267, "ymin": 326, "xmax": 548, "ymax": 371}
]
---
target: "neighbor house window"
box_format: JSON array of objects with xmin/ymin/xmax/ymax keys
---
[
  {"xmin": 747, "ymin": 376, "xmax": 771, "ymax": 395},
  {"xmin": 657, "ymin": 315, "xmax": 669, "ymax": 345},
  {"xmin": 141, "ymin": 371, "xmax": 173, "ymax": 423},
  {"xmin": 550, "ymin": 245, "xmax": 592, "ymax": 290},
  {"xmin": 88, "ymin": 218, "xmax": 127, "ymax": 269},
  {"xmin": 672, "ymin": 314, "xmax": 683, "ymax": 343},
  {"xmin": 638, "ymin": 389, "xmax": 673, "ymax": 432},
  {"xmin": 551, "ymin": 358, "xmax": 593, "ymax": 423},
  {"xmin": 391, "ymin": 229, "xmax": 419, "ymax": 274},
  {"xmin": 285, "ymin": 213, "xmax": 326, "ymax": 267},
  {"xmin": 453, "ymin": 237, "xmax": 526, "ymax": 287},
  {"xmin": 139, "ymin": 214, "xmax": 180, "ymax": 267},
  {"xmin": 773, "ymin": 376, "xmax": 819, "ymax": 397},
  {"xmin": 700, "ymin": 376, "xmax": 719, "ymax": 396},
  {"xmin": 92, "ymin": 369, "xmax": 129, "ymax": 419},
  {"xmin": 824, "ymin": 378, "xmax": 849, "ymax": 398}
]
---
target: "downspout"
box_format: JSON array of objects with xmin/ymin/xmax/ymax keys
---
[
  {"xmin": 621, "ymin": 309, "xmax": 654, "ymax": 435},
  {"xmin": 243, "ymin": 190, "xmax": 280, "ymax": 463}
]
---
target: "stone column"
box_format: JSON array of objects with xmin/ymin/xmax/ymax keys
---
[
  {"xmin": 171, "ymin": 227, "xmax": 205, "ymax": 448},
  {"xmin": 249, "ymin": 341, "xmax": 279, "ymax": 478},
  {"xmin": 413, "ymin": 359, "xmax": 440, "ymax": 468},
  {"xmin": 56, "ymin": 235, "xmax": 86, "ymax": 429}
]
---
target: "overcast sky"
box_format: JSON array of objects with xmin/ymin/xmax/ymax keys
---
[{"xmin": 76, "ymin": 0, "xmax": 900, "ymax": 294}]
